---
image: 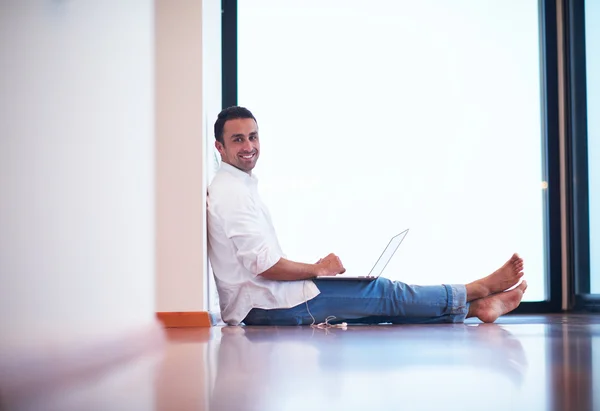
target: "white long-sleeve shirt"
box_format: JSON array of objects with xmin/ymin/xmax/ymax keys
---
[{"xmin": 207, "ymin": 162, "xmax": 320, "ymax": 325}]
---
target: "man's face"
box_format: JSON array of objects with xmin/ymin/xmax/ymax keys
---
[{"xmin": 216, "ymin": 118, "xmax": 260, "ymax": 173}]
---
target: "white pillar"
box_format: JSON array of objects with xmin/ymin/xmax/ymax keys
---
[{"xmin": 155, "ymin": 0, "xmax": 207, "ymax": 312}]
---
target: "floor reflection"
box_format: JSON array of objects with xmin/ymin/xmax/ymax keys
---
[
  {"xmin": 208, "ymin": 324, "xmax": 529, "ymax": 411},
  {"xmin": 7, "ymin": 315, "xmax": 600, "ymax": 410}
]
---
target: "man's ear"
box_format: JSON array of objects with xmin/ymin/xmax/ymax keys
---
[{"xmin": 215, "ymin": 140, "xmax": 225, "ymax": 156}]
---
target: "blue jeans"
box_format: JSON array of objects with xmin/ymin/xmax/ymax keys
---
[{"xmin": 243, "ymin": 278, "xmax": 470, "ymax": 326}]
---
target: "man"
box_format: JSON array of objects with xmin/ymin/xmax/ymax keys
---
[{"xmin": 207, "ymin": 106, "xmax": 527, "ymax": 326}]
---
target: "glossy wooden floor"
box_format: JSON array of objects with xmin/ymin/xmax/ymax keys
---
[
  {"xmin": 160, "ymin": 314, "xmax": 600, "ymax": 411},
  {"xmin": 5, "ymin": 314, "xmax": 600, "ymax": 410}
]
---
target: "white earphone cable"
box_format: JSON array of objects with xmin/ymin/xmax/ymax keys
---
[{"xmin": 303, "ymin": 281, "xmax": 347, "ymax": 330}]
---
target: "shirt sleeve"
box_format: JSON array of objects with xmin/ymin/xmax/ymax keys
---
[{"xmin": 220, "ymin": 193, "xmax": 283, "ymax": 276}]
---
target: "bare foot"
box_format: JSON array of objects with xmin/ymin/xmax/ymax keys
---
[
  {"xmin": 468, "ymin": 281, "xmax": 528, "ymax": 323},
  {"xmin": 466, "ymin": 253, "xmax": 524, "ymax": 301}
]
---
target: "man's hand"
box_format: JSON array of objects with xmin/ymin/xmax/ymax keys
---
[
  {"xmin": 259, "ymin": 254, "xmax": 345, "ymax": 281},
  {"xmin": 315, "ymin": 253, "xmax": 346, "ymax": 277}
]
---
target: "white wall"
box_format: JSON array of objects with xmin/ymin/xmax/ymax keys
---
[
  {"xmin": 155, "ymin": 0, "xmax": 207, "ymax": 312},
  {"xmin": 0, "ymin": 2, "xmax": 155, "ymax": 348},
  {"xmin": 202, "ymin": 0, "xmax": 224, "ymax": 314}
]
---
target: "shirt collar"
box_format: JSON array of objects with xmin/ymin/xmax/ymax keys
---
[{"xmin": 219, "ymin": 161, "xmax": 258, "ymax": 186}]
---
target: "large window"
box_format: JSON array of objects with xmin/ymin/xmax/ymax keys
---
[
  {"xmin": 236, "ymin": 0, "xmax": 547, "ymax": 301},
  {"xmin": 587, "ymin": 0, "xmax": 600, "ymax": 293}
]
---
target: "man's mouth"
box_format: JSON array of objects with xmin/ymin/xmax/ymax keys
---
[{"xmin": 239, "ymin": 152, "xmax": 256, "ymax": 160}]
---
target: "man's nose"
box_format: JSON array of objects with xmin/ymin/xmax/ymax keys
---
[{"xmin": 242, "ymin": 140, "xmax": 254, "ymax": 152}]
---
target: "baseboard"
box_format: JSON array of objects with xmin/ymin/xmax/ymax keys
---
[{"xmin": 156, "ymin": 311, "xmax": 213, "ymax": 327}]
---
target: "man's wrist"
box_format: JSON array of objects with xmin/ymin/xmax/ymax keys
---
[{"xmin": 309, "ymin": 263, "xmax": 322, "ymax": 278}]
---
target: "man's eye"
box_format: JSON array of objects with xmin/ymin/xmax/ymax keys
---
[{"xmin": 250, "ymin": 136, "xmax": 257, "ymax": 140}]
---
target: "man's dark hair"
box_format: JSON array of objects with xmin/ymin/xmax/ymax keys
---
[{"xmin": 214, "ymin": 106, "xmax": 257, "ymax": 145}]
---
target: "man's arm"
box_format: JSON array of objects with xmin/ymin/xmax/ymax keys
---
[
  {"xmin": 259, "ymin": 253, "xmax": 345, "ymax": 281},
  {"xmin": 215, "ymin": 189, "xmax": 345, "ymax": 281}
]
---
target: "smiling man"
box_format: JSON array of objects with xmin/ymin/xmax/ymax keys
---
[
  {"xmin": 214, "ymin": 112, "xmax": 260, "ymax": 172},
  {"xmin": 207, "ymin": 106, "xmax": 527, "ymax": 326}
]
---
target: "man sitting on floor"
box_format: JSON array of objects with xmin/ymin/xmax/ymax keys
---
[{"xmin": 207, "ymin": 106, "xmax": 527, "ymax": 326}]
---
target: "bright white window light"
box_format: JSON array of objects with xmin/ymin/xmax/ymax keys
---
[
  {"xmin": 586, "ymin": 0, "xmax": 600, "ymax": 293},
  {"xmin": 238, "ymin": 0, "xmax": 545, "ymax": 301}
]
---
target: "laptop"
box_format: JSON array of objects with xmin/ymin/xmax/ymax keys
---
[{"xmin": 315, "ymin": 229, "xmax": 409, "ymax": 281}]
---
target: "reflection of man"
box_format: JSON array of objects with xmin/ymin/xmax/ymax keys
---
[
  {"xmin": 209, "ymin": 325, "xmax": 528, "ymax": 411},
  {"xmin": 207, "ymin": 106, "xmax": 528, "ymax": 326}
]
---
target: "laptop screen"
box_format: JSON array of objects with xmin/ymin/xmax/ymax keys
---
[{"xmin": 367, "ymin": 229, "xmax": 409, "ymax": 278}]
